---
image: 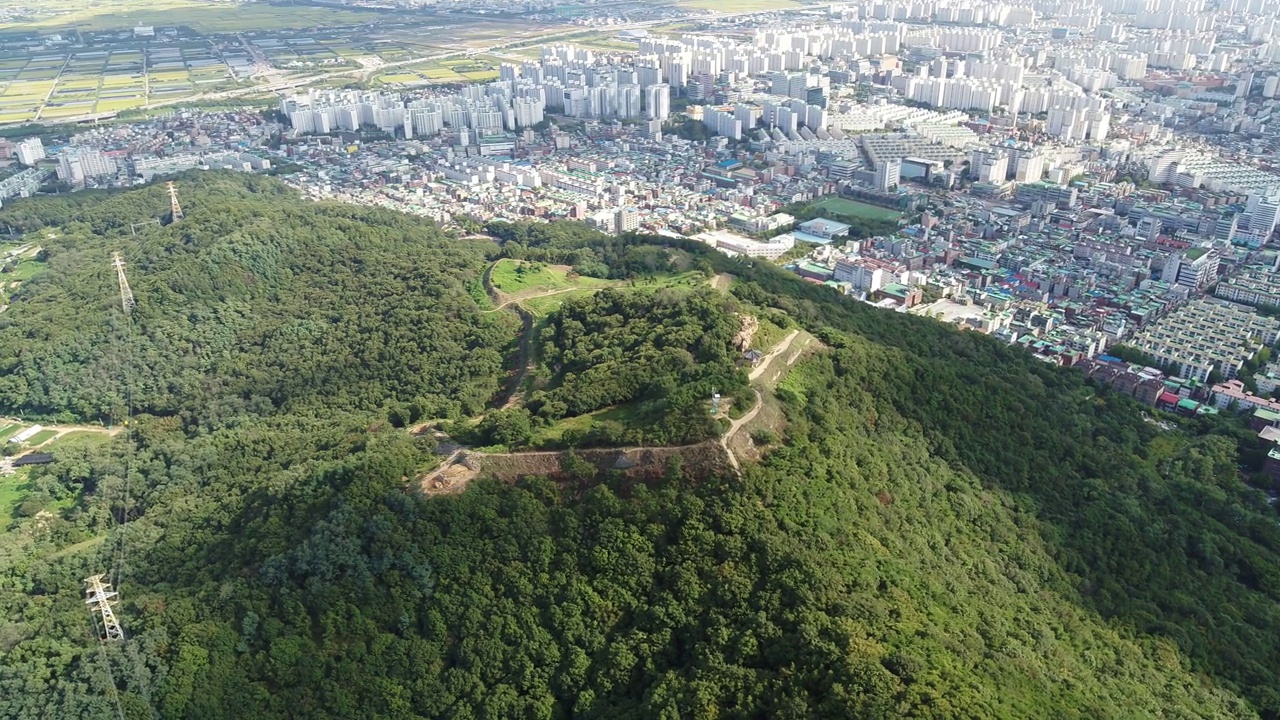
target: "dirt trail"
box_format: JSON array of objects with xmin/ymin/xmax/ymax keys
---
[
  {"xmin": 499, "ymin": 305, "xmax": 536, "ymax": 409},
  {"xmin": 0, "ymin": 417, "xmax": 122, "ymax": 439},
  {"xmin": 718, "ymin": 330, "xmax": 803, "ymax": 472},
  {"xmin": 750, "ymin": 330, "xmax": 800, "ymax": 382},
  {"xmin": 486, "ymin": 287, "xmax": 581, "ymax": 313},
  {"xmin": 720, "ymin": 389, "xmax": 763, "ymax": 473}
]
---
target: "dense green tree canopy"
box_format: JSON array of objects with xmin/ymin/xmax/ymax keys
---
[
  {"xmin": 522, "ymin": 286, "xmax": 748, "ymax": 447},
  {"xmin": 0, "ymin": 177, "xmax": 1278, "ymax": 719},
  {"xmin": 0, "ymin": 172, "xmax": 510, "ymax": 426}
]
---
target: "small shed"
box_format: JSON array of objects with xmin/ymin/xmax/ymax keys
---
[{"xmin": 13, "ymin": 452, "xmax": 54, "ymax": 467}]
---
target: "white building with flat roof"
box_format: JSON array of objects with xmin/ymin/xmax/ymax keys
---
[{"xmin": 693, "ymin": 229, "xmax": 795, "ymax": 260}]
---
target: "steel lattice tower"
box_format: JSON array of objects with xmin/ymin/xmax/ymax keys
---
[
  {"xmin": 111, "ymin": 253, "xmax": 135, "ymax": 314},
  {"xmin": 167, "ymin": 181, "xmax": 184, "ymax": 222},
  {"xmin": 84, "ymin": 575, "xmax": 124, "ymax": 642}
]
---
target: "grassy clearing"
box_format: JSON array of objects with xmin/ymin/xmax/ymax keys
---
[
  {"xmin": 775, "ymin": 351, "xmax": 826, "ymax": 406},
  {"xmin": 489, "ymin": 259, "xmax": 614, "ymax": 297},
  {"xmin": 49, "ymin": 431, "xmax": 113, "ymax": 450},
  {"xmin": 378, "ymin": 72, "xmax": 422, "ymax": 84},
  {"xmin": 752, "ymin": 314, "xmax": 789, "ymax": 352},
  {"xmin": 518, "ymin": 271, "xmax": 705, "ymax": 317},
  {"xmin": 0, "ymin": 470, "xmax": 31, "ymax": 519},
  {"xmin": 0, "ymin": 424, "xmax": 17, "ymax": 441},
  {"xmin": 24, "ymin": 429, "xmax": 58, "ymax": 446},
  {"xmin": 48, "ymin": 534, "xmax": 107, "ymax": 560},
  {"xmin": 811, "ymin": 196, "xmax": 904, "ymax": 221},
  {"xmin": 528, "ymin": 403, "xmax": 642, "ymax": 446},
  {"xmin": 523, "ymin": 288, "xmax": 598, "ymax": 317}
]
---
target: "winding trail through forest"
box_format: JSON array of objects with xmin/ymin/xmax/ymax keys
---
[
  {"xmin": 499, "ymin": 305, "xmax": 535, "ymax": 410},
  {"xmin": 420, "ymin": 269, "xmax": 816, "ymax": 490},
  {"xmin": 419, "ymin": 326, "xmax": 815, "ymax": 491},
  {"xmin": 719, "ymin": 330, "xmax": 801, "ymax": 472},
  {"xmin": 479, "ymin": 262, "xmax": 593, "ymax": 409}
]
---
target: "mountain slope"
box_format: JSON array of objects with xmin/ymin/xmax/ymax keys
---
[
  {"xmin": 0, "ymin": 179, "xmax": 1276, "ymax": 719},
  {"xmin": 0, "ymin": 172, "xmax": 510, "ymax": 424}
]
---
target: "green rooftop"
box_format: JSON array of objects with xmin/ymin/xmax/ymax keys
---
[{"xmin": 1254, "ymin": 407, "xmax": 1280, "ymax": 422}]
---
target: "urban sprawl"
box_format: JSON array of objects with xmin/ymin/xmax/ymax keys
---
[{"xmin": 8, "ymin": 0, "xmax": 1280, "ymax": 470}]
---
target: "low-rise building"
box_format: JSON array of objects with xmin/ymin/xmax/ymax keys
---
[
  {"xmin": 1128, "ymin": 300, "xmax": 1280, "ymax": 382},
  {"xmin": 693, "ymin": 229, "xmax": 796, "ymax": 260}
]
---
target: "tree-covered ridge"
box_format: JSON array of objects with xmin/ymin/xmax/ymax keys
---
[
  {"xmin": 4, "ymin": 353, "xmax": 1259, "ymax": 719},
  {"xmin": 723, "ymin": 249, "xmax": 1280, "ymax": 715},
  {"xmin": 520, "ymin": 286, "xmax": 748, "ymax": 446},
  {"xmin": 1, "ymin": 183, "xmax": 1280, "ymax": 718},
  {"xmin": 485, "ymin": 219, "xmax": 712, "ymax": 280},
  {"xmin": 0, "ymin": 172, "xmax": 511, "ymax": 425}
]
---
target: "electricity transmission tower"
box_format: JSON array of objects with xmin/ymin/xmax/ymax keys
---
[
  {"xmin": 112, "ymin": 252, "xmax": 135, "ymax": 314},
  {"xmin": 166, "ymin": 181, "xmax": 184, "ymax": 222},
  {"xmin": 84, "ymin": 575, "xmax": 124, "ymax": 642}
]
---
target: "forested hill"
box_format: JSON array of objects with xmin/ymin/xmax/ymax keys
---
[
  {"xmin": 0, "ymin": 172, "xmax": 509, "ymax": 425},
  {"xmin": 1, "ymin": 177, "xmax": 1279, "ymax": 718}
]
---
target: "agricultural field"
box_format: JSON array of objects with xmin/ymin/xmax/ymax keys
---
[
  {"xmin": 23, "ymin": 429, "xmax": 57, "ymax": 446},
  {"xmin": 0, "ymin": 468, "xmax": 30, "ymax": 520},
  {"xmin": 810, "ymin": 195, "xmax": 905, "ymax": 221},
  {"xmin": 0, "ymin": 40, "xmax": 240, "ymax": 123},
  {"xmin": 0, "ymin": 0, "xmax": 384, "ymax": 34},
  {"xmin": 0, "ymin": 427, "xmax": 113, "ymax": 519},
  {"xmin": 0, "ymin": 422, "xmax": 115, "ymax": 451}
]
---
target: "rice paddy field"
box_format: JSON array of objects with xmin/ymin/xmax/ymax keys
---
[
  {"xmin": 0, "ymin": 0, "xmax": 638, "ymax": 125},
  {"xmin": 0, "ymin": 41, "xmax": 242, "ymax": 123},
  {"xmin": 0, "ymin": 0, "xmax": 382, "ymax": 34},
  {"xmin": 249, "ymin": 30, "xmax": 455, "ymax": 69}
]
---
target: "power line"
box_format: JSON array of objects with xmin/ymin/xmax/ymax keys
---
[
  {"xmin": 111, "ymin": 253, "xmax": 135, "ymax": 315},
  {"xmin": 85, "ymin": 605, "xmax": 126, "ymax": 720},
  {"xmin": 109, "ymin": 251, "xmax": 136, "ymax": 597},
  {"xmin": 111, "ymin": 382, "xmax": 133, "ymax": 597}
]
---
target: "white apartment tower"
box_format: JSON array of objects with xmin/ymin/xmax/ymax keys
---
[
  {"xmin": 645, "ymin": 84, "xmax": 670, "ymax": 121},
  {"xmin": 875, "ymin": 159, "xmax": 901, "ymax": 192},
  {"xmin": 15, "ymin": 138, "xmax": 44, "ymax": 167}
]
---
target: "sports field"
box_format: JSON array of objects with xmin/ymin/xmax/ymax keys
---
[{"xmin": 811, "ymin": 196, "xmax": 904, "ymax": 221}]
